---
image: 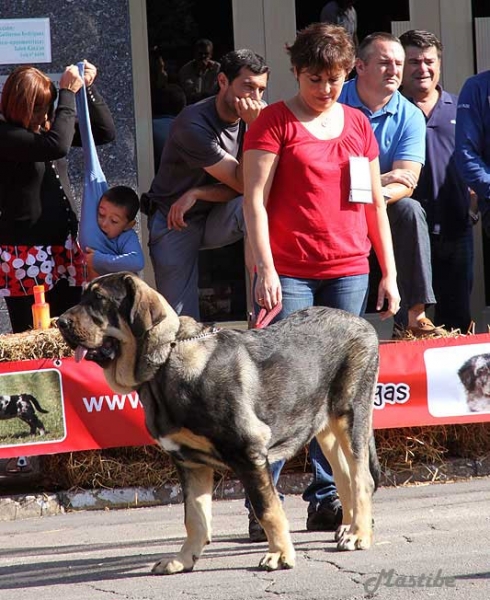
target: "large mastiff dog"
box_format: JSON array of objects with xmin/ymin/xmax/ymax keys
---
[{"xmin": 58, "ymin": 272, "xmax": 380, "ymax": 574}]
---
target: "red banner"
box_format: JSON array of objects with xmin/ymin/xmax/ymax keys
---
[{"xmin": 1, "ymin": 334, "xmax": 490, "ymax": 458}]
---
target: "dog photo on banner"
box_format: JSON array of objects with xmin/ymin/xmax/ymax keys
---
[
  {"xmin": 0, "ymin": 369, "xmax": 66, "ymax": 446},
  {"xmin": 425, "ymin": 343, "xmax": 490, "ymax": 416}
]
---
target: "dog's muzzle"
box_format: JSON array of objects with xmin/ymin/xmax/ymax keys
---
[{"xmin": 57, "ymin": 314, "xmax": 120, "ymax": 367}]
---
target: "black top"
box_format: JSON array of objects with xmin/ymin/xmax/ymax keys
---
[{"xmin": 0, "ymin": 85, "xmax": 115, "ymax": 245}]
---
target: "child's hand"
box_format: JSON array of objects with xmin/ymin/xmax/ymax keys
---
[
  {"xmin": 85, "ymin": 247, "xmax": 94, "ymax": 267},
  {"xmin": 85, "ymin": 247, "xmax": 99, "ymax": 281}
]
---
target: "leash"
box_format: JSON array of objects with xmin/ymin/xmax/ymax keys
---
[{"xmin": 252, "ymin": 302, "xmax": 282, "ymax": 329}]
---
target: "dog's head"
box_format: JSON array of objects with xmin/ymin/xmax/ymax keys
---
[
  {"xmin": 58, "ymin": 272, "xmax": 180, "ymax": 391},
  {"xmin": 458, "ymin": 353, "xmax": 490, "ymax": 396}
]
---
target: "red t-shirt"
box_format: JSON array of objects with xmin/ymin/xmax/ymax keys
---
[{"xmin": 244, "ymin": 101, "xmax": 379, "ymax": 279}]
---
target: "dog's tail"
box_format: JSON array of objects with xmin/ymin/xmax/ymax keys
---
[
  {"xmin": 369, "ymin": 434, "xmax": 381, "ymax": 492},
  {"xmin": 27, "ymin": 395, "xmax": 49, "ymax": 414}
]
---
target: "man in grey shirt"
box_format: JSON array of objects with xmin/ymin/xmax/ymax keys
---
[{"xmin": 141, "ymin": 49, "xmax": 269, "ymax": 319}]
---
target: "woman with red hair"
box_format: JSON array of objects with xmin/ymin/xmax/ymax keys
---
[{"xmin": 0, "ymin": 61, "xmax": 115, "ymax": 332}]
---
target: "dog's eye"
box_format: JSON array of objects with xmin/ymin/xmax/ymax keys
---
[{"xmin": 94, "ymin": 290, "xmax": 106, "ymax": 301}]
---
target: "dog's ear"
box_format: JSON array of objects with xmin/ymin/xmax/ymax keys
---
[
  {"xmin": 473, "ymin": 355, "xmax": 489, "ymax": 373},
  {"xmin": 458, "ymin": 357, "xmax": 477, "ymax": 392},
  {"xmin": 123, "ymin": 273, "xmax": 168, "ymax": 338}
]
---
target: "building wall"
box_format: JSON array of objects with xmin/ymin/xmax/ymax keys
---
[{"xmin": 1, "ymin": 0, "xmax": 486, "ymax": 332}]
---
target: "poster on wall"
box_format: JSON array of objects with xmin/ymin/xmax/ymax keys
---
[
  {"xmin": 0, "ymin": 18, "xmax": 51, "ymax": 65},
  {"xmin": 1, "ymin": 334, "xmax": 490, "ymax": 459}
]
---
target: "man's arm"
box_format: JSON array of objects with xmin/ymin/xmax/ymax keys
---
[
  {"xmin": 168, "ymin": 97, "xmax": 265, "ymax": 230},
  {"xmin": 204, "ymin": 153, "xmax": 243, "ymax": 194},
  {"xmin": 167, "ymin": 182, "xmax": 239, "ymax": 230},
  {"xmin": 455, "ymin": 76, "xmax": 490, "ymax": 200},
  {"xmin": 381, "ymin": 159, "xmax": 422, "ymax": 204},
  {"xmin": 203, "ymin": 97, "xmax": 265, "ymax": 194}
]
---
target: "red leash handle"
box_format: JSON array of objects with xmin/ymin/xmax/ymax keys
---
[{"xmin": 254, "ymin": 302, "xmax": 282, "ymax": 329}]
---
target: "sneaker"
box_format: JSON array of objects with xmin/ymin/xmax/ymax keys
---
[
  {"xmin": 306, "ymin": 496, "xmax": 343, "ymax": 532},
  {"xmin": 248, "ymin": 512, "xmax": 267, "ymax": 543}
]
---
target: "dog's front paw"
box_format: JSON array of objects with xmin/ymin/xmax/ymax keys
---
[
  {"xmin": 151, "ymin": 557, "xmax": 193, "ymax": 575},
  {"xmin": 334, "ymin": 524, "xmax": 350, "ymax": 542},
  {"xmin": 336, "ymin": 527, "xmax": 372, "ymax": 551},
  {"xmin": 259, "ymin": 548, "xmax": 296, "ymax": 571}
]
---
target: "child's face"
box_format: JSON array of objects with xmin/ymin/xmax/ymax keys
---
[{"xmin": 97, "ymin": 197, "xmax": 133, "ymax": 239}]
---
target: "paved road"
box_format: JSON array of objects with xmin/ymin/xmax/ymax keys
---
[{"xmin": 1, "ymin": 477, "xmax": 489, "ymax": 600}]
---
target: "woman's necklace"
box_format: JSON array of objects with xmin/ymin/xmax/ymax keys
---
[{"xmin": 296, "ymin": 95, "xmax": 334, "ymax": 126}]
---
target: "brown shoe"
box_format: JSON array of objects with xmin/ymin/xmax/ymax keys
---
[{"xmin": 406, "ymin": 318, "xmax": 447, "ymax": 338}]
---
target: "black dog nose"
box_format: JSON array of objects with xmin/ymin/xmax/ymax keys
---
[{"xmin": 57, "ymin": 315, "xmax": 69, "ymax": 330}]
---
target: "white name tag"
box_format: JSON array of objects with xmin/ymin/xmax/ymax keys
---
[{"xmin": 349, "ymin": 156, "xmax": 372, "ymax": 204}]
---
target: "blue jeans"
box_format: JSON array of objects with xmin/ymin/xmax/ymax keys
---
[{"xmin": 267, "ymin": 274, "xmax": 369, "ymax": 508}]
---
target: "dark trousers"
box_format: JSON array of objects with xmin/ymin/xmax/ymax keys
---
[
  {"xmin": 4, "ymin": 280, "xmax": 82, "ymax": 334},
  {"xmin": 431, "ymin": 229, "xmax": 474, "ymax": 332},
  {"xmin": 387, "ymin": 197, "xmax": 436, "ymax": 327}
]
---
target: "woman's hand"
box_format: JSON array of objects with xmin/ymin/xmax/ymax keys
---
[
  {"xmin": 59, "ymin": 65, "xmax": 83, "ymax": 93},
  {"xmin": 82, "ymin": 60, "xmax": 97, "ymax": 87},
  {"xmin": 376, "ymin": 276, "xmax": 400, "ymax": 320},
  {"xmin": 255, "ymin": 267, "xmax": 282, "ymax": 311}
]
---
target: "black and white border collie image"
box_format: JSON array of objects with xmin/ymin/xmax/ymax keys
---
[{"xmin": 0, "ymin": 394, "xmax": 49, "ymax": 435}]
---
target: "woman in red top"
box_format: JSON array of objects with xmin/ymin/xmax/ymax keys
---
[{"xmin": 243, "ymin": 23, "xmax": 399, "ymax": 539}]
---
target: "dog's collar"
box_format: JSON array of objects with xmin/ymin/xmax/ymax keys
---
[{"xmin": 170, "ymin": 326, "xmax": 221, "ymax": 348}]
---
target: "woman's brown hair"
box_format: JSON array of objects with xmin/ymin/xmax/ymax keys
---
[
  {"xmin": 1, "ymin": 66, "xmax": 57, "ymax": 131},
  {"xmin": 286, "ymin": 22, "xmax": 355, "ymax": 75}
]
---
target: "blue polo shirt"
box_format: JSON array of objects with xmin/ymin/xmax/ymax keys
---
[
  {"xmin": 410, "ymin": 88, "xmax": 470, "ymax": 237},
  {"xmin": 339, "ymin": 78, "xmax": 426, "ymax": 174}
]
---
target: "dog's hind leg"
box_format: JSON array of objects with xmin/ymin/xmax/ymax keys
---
[
  {"xmin": 237, "ymin": 462, "xmax": 295, "ymax": 571},
  {"xmin": 319, "ymin": 415, "xmax": 374, "ymax": 551},
  {"xmin": 315, "ymin": 422, "xmax": 354, "ymax": 525},
  {"xmin": 152, "ymin": 463, "xmax": 213, "ymax": 575},
  {"xmin": 20, "ymin": 414, "xmax": 45, "ymax": 436}
]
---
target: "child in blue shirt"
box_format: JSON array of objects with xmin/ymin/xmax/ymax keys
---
[{"xmin": 84, "ymin": 185, "xmax": 144, "ymax": 278}]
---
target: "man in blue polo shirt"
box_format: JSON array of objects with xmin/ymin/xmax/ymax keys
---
[
  {"xmin": 339, "ymin": 31, "xmax": 444, "ymax": 338},
  {"xmin": 400, "ymin": 30, "xmax": 473, "ymax": 333}
]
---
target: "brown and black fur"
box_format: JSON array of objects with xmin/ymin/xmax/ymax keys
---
[{"xmin": 58, "ymin": 272, "xmax": 380, "ymax": 574}]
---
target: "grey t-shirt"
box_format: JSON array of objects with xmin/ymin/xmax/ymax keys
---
[{"xmin": 145, "ymin": 96, "xmax": 243, "ymax": 211}]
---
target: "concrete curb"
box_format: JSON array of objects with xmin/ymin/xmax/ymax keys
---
[{"xmin": 1, "ymin": 457, "xmax": 490, "ymax": 522}]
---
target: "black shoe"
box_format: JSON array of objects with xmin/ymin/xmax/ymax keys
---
[
  {"xmin": 248, "ymin": 512, "xmax": 267, "ymax": 542},
  {"xmin": 306, "ymin": 496, "xmax": 343, "ymax": 532}
]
